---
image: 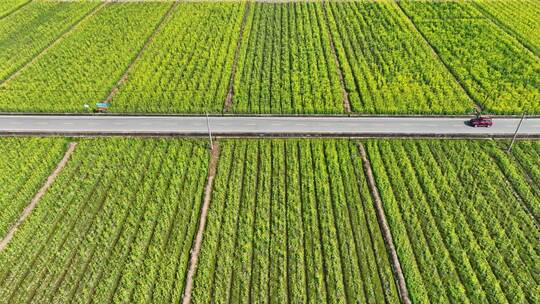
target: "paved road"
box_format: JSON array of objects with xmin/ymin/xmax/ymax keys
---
[{"xmin": 1, "ymin": 115, "xmax": 539, "ymax": 137}]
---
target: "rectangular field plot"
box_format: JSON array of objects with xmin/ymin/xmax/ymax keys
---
[
  {"xmin": 326, "ymin": 1, "xmax": 474, "ymax": 114},
  {"xmin": 366, "ymin": 139, "xmax": 540, "ymax": 303},
  {"xmin": 0, "ymin": 1, "xmax": 98, "ymax": 81},
  {"xmin": 475, "ymin": 0, "xmax": 540, "ymax": 55},
  {"xmin": 0, "ymin": 137, "xmax": 68, "ymax": 239},
  {"xmin": 230, "ymin": 2, "xmax": 344, "ymax": 114},
  {"xmin": 0, "ymin": 2, "xmax": 170, "ymax": 112},
  {"xmin": 399, "ymin": 1, "xmax": 540, "ymax": 114},
  {"xmin": 0, "ymin": 139, "xmax": 209, "ymax": 303},
  {"xmin": 191, "ymin": 140, "xmax": 400, "ymax": 303},
  {"xmin": 111, "ymin": 2, "xmax": 245, "ymax": 113}
]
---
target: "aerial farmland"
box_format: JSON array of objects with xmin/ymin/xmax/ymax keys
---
[{"xmin": 0, "ymin": 0, "xmax": 538, "ymax": 303}]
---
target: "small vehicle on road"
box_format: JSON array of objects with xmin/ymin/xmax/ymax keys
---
[{"xmin": 469, "ymin": 115, "xmax": 493, "ymax": 127}]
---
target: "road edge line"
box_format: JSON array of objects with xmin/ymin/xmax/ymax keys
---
[
  {"xmin": 0, "ymin": 141, "xmax": 78, "ymax": 252},
  {"xmin": 182, "ymin": 142, "xmax": 220, "ymax": 304},
  {"xmin": 357, "ymin": 142, "xmax": 411, "ymax": 304}
]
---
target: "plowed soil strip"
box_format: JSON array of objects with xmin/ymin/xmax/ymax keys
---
[
  {"xmin": 182, "ymin": 143, "xmax": 220, "ymax": 304},
  {"xmin": 223, "ymin": 2, "xmax": 251, "ymax": 113},
  {"xmin": 322, "ymin": 1, "xmax": 351, "ymax": 113},
  {"xmin": 102, "ymin": 1, "xmax": 179, "ymax": 104},
  {"xmin": 0, "ymin": 3, "xmax": 107, "ymax": 86},
  {"xmin": 357, "ymin": 143, "xmax": 411, "ymax": 304},
  {"xmin": 0, "ymin": 142, "xmax": 77, "ymax": 252}
]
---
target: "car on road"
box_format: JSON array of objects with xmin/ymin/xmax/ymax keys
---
[{"xmin": 469, "ymin": 116, "xmax": 493, "ymax": 127}]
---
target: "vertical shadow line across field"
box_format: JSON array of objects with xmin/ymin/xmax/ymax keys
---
[
  {"xmin": 321, "ymin": 1, "xmax": 351, "ymax": 114},
  {"xmin": 182, "ymin": 143, "xmax": 221, "ymax": 304},
  {"xmin": 0, "ymin": 2, "xmax": 107, "ymax": 86},
  {"xmin": 0, "ymin": 0, "xmax": 32, "ymax": 21},
  {"xmin": 0, "ymin": 142, "xmax": 77, "ymax": 252},
  {"xmin": 102, "ymin": 1, "xmax": 180, "ymax": 105},
  {"xmin": 357, "ymin": 143, "xmax": 411, "ymax": 304},
  {"xmin": 471, "ymin": 2, "xmax": 539, "ymax": 58},
  {"xmin": 393, "ymin": 1, "xmax": 483, "ymax": 113},
  {"xmin": 223, "ymin": 2, "xmax": 251, "ymax": 113}
]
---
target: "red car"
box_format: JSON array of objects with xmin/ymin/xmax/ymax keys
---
[{"xmin": 469, "ymin": 116, "xmax": 493, "ymax": 127}]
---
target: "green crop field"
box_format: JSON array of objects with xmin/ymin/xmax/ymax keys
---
[
  {"xmin": 0, "ymin": 0, "xmax": 538, "ymax": 114},
  {"xmin": 191, "ymin": 140, "xmax": 399, "ymax": 303},
  {"xmin": 0, "ymin": 138, "xmax": 209, "ymax": 303},
  {"xmin": 366, "ymin": 139, "xmax": 540, "ymax": 303},
  {"xmin": 0, "ymin": 138, "xmax": 539, "ymax": 303},
  {"xmin": 0, "ymin": 138, "xmax": 68, "ymax": 238}
]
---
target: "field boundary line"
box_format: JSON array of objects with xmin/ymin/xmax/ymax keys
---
[
  {"xmin": 102, "ymin": 1, "xmax": 180, "ymax": 104},
  {"xmin": 0, "ymin": 0, "xmax": 32, "ymax": 21},
  {"xmin": 357, "ymin": 143, "xmax": 411, "ymax": 304},
  {"xmin": 0, "ymin": 142, "xmax": 77, "ymax": 252},
  {"xmin": 0, "ymin": 2, "xmax": 107, "ymax": 86},
  {"xmin": 182, "ymin": 142, "xmax": 220, "ymax": 304},
  {"xmin": 223, "ymin": 2, "xmax": 251, "ymax": 113},
  {"xmin": 394, "ymin": 1, "xmax": 483, "ymax": 113},
  {"xmin": 471, "ymin": 2, "xmax": 539, "ymax": 58},
  {"xmin": 321, "ymin": 1, "xmax": 351, "ymax": 114}
]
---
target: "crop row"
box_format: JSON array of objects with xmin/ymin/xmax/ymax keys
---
[
  {"xmin": 0, "ymin": 138, "xmax": 68, "ymax": 239},
  {"xmin": 0, "ymin": 138, "xmax": 209, "ymax": 303},
  {"xmin": 0, "ymin": 1, "xmax": 97, "ymax": 82},
  {"xmin": 0, "ymin": 0, "xmax": 28, "ymax": 18},
  {"xmin": 231, "ymin": 2, "xmax": 344, "ymax": 114},
  {"xmin": 0, "ymin": 1, "xmax": 538, "ymax": 114},
  {"xmin": 474, "ymin": 0, "xmax": 539, "ymax": 55},
  {"xmin": 326, "ymin": 1, "xmax": 474, "ymax": 114},
  {"xmin": 0, "ymin": 2, "xmax": 170, "ymax": 112},
  {"xmin": 111, "ymin": 2, "xmax": 245, "ymax": 113},
  {"xmin": 366, "ymin": 139, "xmax": 540, "ymax": 303},
  {"xmin": 399, "ymin": 0, "xmax": 540, "ymax": 114},
  {"xmin": 191, "ymin": 140, "xmax": 399, "ymax": 303}
]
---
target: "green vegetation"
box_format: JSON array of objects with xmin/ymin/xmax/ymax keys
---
[
  {"xmin": 0, "ymin": 1, "xmax": 98, "ymax": 81},
  {"xmin": 0, "ymin": 138, "xmax": 209, "ymax": 303},
  {"xmin": 231, "ymin": 2, "xmax": 344, "ymax": 114},
  {"xmin": 0, "ymin": 138, "xmax": 68, "ymax": 238},
  {"xmin": 0, "ymin": 0, "xmax": 539, "ymax": 114},
  {"xmin": 475, "ymin": 0, "xmax": 540, "ymax": 55},
  {"xmin": 0, "ymin": 2, "xmax": 170, "ymax": 112},
  {"xmin": 0, "ymin": 0, "xmax": 29, "ymax": 18},
  {"xmin": 326, "ymin": 1, "xmax": 474, "ymax": 114},
  {"xmin": 366, "ymin": 139, "xmax": 540, "ymax": 303},
  {"xmin": 113, "ymin": 2, "xmax": 245, "ymax": 113},
  {"xmin": 191, "ymin": 140, "xmax": 399, "ymax": 303},
  {"xmin": 399, "ymin": 0, "xmax": 540, "ymax": 114}
]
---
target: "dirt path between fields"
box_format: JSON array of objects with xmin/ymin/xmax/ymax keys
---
[
  {"xmin": 358, "ymin": 143, "xmax": 411, "ymax": 304},
  {"xmin": 182, "ymin": 143, "xmax": 220, "ymax": 304},
  {"xmin": 0, "ymin": 3, "xmax": 106, "ymax": 86},
  {"xmin": 102, "ymin": 1, "xmax": 179, "ymax": 104},
  {"xmin": 223, "ymin": 2, "xmax": 251, "ymax": 113},
  {"xmin": 321, "ymin": 1, "xmax": 351, "ymax": 114},
  {"xmin": 0, "ymin": 142, "xmax": 77, "ymax": 252}
]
